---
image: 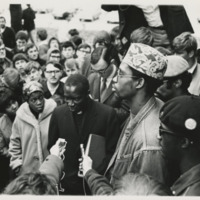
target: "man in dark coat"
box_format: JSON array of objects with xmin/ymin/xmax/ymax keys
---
[
  {"xmin": 88, "ymin": 46, "xmax": 129, "ymax": 125},
  {"xmin": 48, "ymin": 74, "xmax": 120, "ymax": 195},
  {"xmin": 0, "ymin": 16, "xmax": 15, "ymax": 50},
  {"xmin": 158, "ymin": 96, "xmax": 200, "ymax": 196}
]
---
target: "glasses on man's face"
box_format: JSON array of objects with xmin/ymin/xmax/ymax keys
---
[
  {"xmin": 45, "ymin": 70, "xmax": 60, "ymax": 75},
  {"xmin": 116, "ymin": 70, "xmax": 139, "ymax": 81},
  {"xmin": 50, "ymin": 55, "xmax": 61, "ymax": 59},
  {"xmin": 79, "ymin": 49, "xmax": 91, "ymax": 54},
  {"xmin": 29, "ymin": 94, "xmax": 44, "ymax": 104}
]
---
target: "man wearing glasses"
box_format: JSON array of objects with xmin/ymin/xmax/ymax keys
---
[
  {"xmin": 158, "ymin": 95, "xmax": 200, "ymax": 196},
  {"xmin": 81, "ymin": 43, "xmax": 171, "ymax": 193},
  {"xmin": 42, "ymin": 61, "xmax": 64, "ymax": 100}
]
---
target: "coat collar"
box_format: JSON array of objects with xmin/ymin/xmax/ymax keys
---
[
  {"xmin": 17, "ymin": 98, "xmax": 56, "ymax": 125},
  {"xmin": 171, "ymin": 163, "xmax": 200, "ymax": 196}
]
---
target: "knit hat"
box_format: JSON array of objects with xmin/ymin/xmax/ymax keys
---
[
  {"xmin": 160, "ymin": 95, "xmax": 200, "ymax": 138},
  {"xmin": 13, "ymin": 53, "xmax": 28, "ymax": 63},
  {"xmin": 23, "ymin": 81, "xmax": 43, "ymax": 98},
  {"xmin": 122, "ymin": 43, "xmax": 167, "ymax": 80},
  {"xmin": 164, "ymin": 55, "xmax": 190, "ymax": 77}
]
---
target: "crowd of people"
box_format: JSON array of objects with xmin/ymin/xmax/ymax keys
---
[{"xmin": 0, "ymin": 4, "xmax": 200, "ymax": 196}]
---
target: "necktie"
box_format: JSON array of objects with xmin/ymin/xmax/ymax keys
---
[{"xmin": 100, "ymin": 77, "xmax": 107, "ymax": 102}]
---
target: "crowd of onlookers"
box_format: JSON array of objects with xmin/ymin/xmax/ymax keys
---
[{"xmin": 1, "ymin": 4, "xmax": 200, "ymax": 196}]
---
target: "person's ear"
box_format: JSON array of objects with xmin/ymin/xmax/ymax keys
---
[
  {"xmin": 173, "ymin": 79, "xmax": 182, "ymax": 88},
  {"xmin": 135, "ymin": 77, "xmax": 145, "ymax": 89},
  {"xmin": 181, "ymin": 137, "xmax": 191, "ymax": 149},
  {"xmin": 188, "ymin": 50, "xmax": 195, "ymax": 58}
]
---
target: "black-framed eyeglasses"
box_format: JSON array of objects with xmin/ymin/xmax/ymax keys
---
[
  {"xmin": 45, "ymin": 70, "xmax": 60, "ymax": 74},
  {"xmin": 78, "ymin": 49, "xmax": 91, "ymax": 54},
  {"xmin": 116, "ymin": 70, "xmax": 139, "ymax": 81}
]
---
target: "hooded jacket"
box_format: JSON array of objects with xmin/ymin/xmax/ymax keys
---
[{"xmin": 9, "ymin": 98, "xmax": 56, "ymax": 174}]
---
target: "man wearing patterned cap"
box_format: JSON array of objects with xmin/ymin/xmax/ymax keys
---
[
  {"xmin": 156, "ymin": 55, "xmax": 192, "ymax": 102},
  {"xmin": 81, "ymin": 43, "xmax": 171, "ymax": 193},
  {"xmin": 158, "ymin": 95, "xmax": 200, "ymax": 196},
  {"xmin": 9, "ymin": 81, "xmax": 57, "ymax": 177}
]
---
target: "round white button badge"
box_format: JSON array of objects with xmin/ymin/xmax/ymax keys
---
[{"xmin": 185, "ymin": 118, "xmax": 197, "ymax": 130}]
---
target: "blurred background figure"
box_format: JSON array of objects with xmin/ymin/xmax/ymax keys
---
[
  {"xmin": 22, "ymin": 4, "xmax": 36, "ymax": 44},
  {"xmin": 61, "ymin": 58, "xmax": 80, "ymax": 83},
  {"xmin": 172, "ymin": 32, "xmax": 200, "ymax": 96},
  {"xmin": 36, "ymin": 28, "xmax": 48, "ymax": 60},
  {"xmin": 12, "ymin": 30, "xmax": 28, "ymax": 57},
  {"xmin": 0, "ymin": 94, "xmax": 19, "ymax": 192},
  {"xmin": 0, "ymin": 39, "xmax": 12, "ymax": 75},
  {"xmin": 0, "ymin": 16, "xmax": 16, "ymax": 50},
  {"xmin": 9, "ymin": 4, "xmax": 22, "ymax": 33},
  {"xmin": 25, "ymin": 43, "xmax": 45, "ymax": 67},
  {"xmin": 75, "ymin": 43, "xmax": 91, "ymax": 77},
  {"xmin": 4, "ymin": 139, "xmax": 65, "ymax": 195}
]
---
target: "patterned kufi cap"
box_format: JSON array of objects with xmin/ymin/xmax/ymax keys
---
[{"xmin": 123, "ymin": 43, "xmax": 168, "ymax": 80}]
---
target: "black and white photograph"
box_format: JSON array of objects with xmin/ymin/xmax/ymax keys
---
[{"xmin": 0, "ymin": 0, "xmax": 200, "ymax": 197}]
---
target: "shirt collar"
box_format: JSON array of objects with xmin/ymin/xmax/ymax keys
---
[{"xmin": 188, "ymin": 59, "xmax": 197, "ymax": 74}]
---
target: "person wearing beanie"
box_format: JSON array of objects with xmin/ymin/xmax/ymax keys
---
[
  {"xmin": 9, "ymin": 80, "xmax": 57, "ymax": 178},
  {"xmin": 13, "ymin": 53, "xmax": 28, "ymax": 70},
  {"xmin": 11, "ymin": 30, "xmax": 28, "ymax": 58},
  {"xmin": 156, "ymin": 55, "xmax": 192, "ymax": 102},
  {"xmin": 12, "ymin": 53, "xmax": 28, "ymax": 81},
  {"xmin": 81, "ymin": 43, "xmax": 171, "ymax": 194},
  {"xmin": 158, "ymin": 95, "xmax": 200, "ymax": 196}
]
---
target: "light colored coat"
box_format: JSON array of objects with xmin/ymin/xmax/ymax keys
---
[
  {"xmin": 106, "ymin": 97, "xmax": 170, "ymax": 186},
  {"xmin": 9, "ymin": 98, "xmax": 56, "ymax": 174}
]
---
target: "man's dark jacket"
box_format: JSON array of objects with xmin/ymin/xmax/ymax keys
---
[
  {"xmin": 41, "ymin": 80, "xmax": 64, "ymax": 99},
  {"xmin": 48, "ymin": 98, "xmax": 121, "ymax": 195}
]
